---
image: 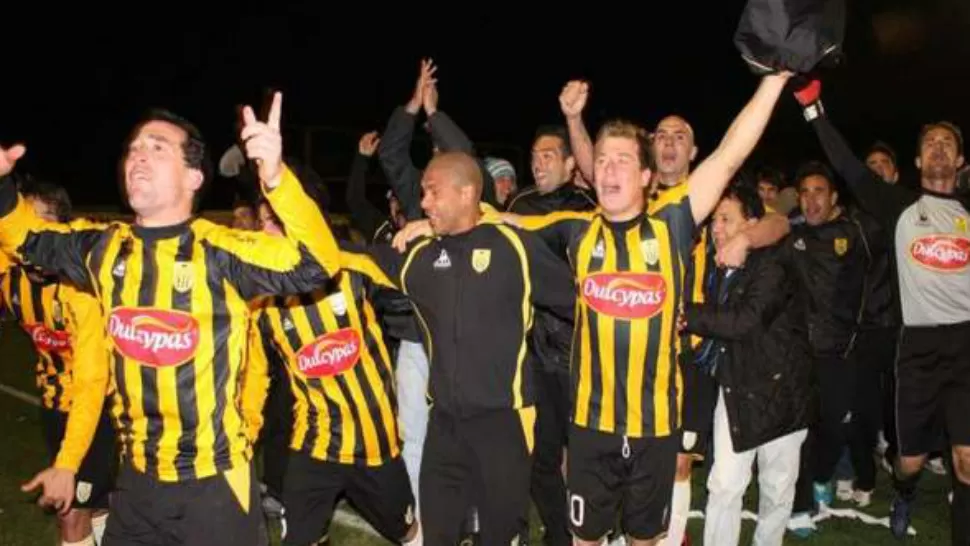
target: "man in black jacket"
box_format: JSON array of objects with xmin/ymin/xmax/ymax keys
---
[
  {"xmin": 684, "ymin": 181, "xmax": 812, "ymax": 546},
  {"xmin": 505, "ymin": 124, "xmax": 596, "ymax": 546}
]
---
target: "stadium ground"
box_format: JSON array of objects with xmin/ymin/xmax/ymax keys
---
[{"xmin": 0, "ymin": 324, "xmax": 951, "ymax": 545}]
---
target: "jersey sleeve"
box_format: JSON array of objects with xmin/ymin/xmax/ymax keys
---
[
  {"xmin": 514, "ymin": 210, "xmax": 593, "ymax": 259},
  {"xmin": 0, "ymin": 179, "xmax": 108, "ymax": 292},
  {"xmin": 340, "ymin": 245, "xmax": 406, "ymax": 291},
  {"xmin": 54, "ymin": 288, "xmax": 110, "ymax": 472},
  {"xmin": 652, "ymin": 194, "xmax": 697, "ymax": 262},
  {"xmin": 240, "ymin": 310, "xmax": 273, "ymax": 443},
  {"xmin": 811, "ymin": 114, "xmax": 916, "ymax": 226},
  {"xmin": 514, "ymin": 227, "xmax": 577, "ymax": 323},
  {"xmin": 209, "ymin": 166, "xmax": 342, "ymax": 300}
]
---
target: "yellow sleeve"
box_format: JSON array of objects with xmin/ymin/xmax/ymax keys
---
[
  {"xmin": 240, "ymin": 310, "xmax": 272, "ymax": 443},
  {"xmin": 0, "ymin": 193, "xmax": 110, "ymax": 291},
  {"xmin": 54, "ymin": 287, "xmax": 110, "ymax": 472},
  {"xmin": 262, "ymin": 164, "xmax": 342, "ymax": 276},
  {"xmin": 340, "ymin": 250, "xmax": 399, "ymax": 290}
]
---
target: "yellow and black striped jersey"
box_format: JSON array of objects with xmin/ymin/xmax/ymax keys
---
[
  {"xmin": 650, "ymin": 183, "xmax": 711, "ymax": 349},
  {"xmin": 0, "ymin": 166, "xmax": 340, "ymax": 482},
  {"xmin": 516, "ymin": 195, "xmax": 696, "ymax": 438},
  {"xmin": 250, "ymin": 257, "xmax": 400, "ymax": 466},
  {"xmin": 0, "ymin": 263, "xmax": 111, "ymax": 472}
]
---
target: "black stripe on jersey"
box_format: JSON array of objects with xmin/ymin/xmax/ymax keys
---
[
  {"xmin": 203, "ymin": 247, "xmax": 232, "ymax": 472},
  {"xmin": 110, "ymin": 237, "xmax": 135, "ymax": 458},
  {"xmin": 640, "ymin": 221, "xmax": 662, "ymax": 435},
  {"xmin": 6, "ymin": 267, "xmax": 23, "ymax": 320},
  {"xmin": 612, "ymin": 233, "xmax": 632, "ymax": 429},
  {"xmin": 172, "ymin": 231, "xmax": 198, "ymax": 481},
  {"xmin": 663, "ymin": 222, "xmax": 684, "ymax": 429},
  {"xmin": 138, "ymin": 240, "xmax": 162, "ymax": 476},
  {"xmin": 583, "ymin": 225, "xmax": 604, "ymax": 430}
]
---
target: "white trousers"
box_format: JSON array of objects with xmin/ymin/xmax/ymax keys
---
[
  {"xmin": 703, "ymin": 389, "xmax": 807, "ymax": 546},
  {"xmin": 395, "ymin": 340, "xmax": 430, "ymax": 515}
]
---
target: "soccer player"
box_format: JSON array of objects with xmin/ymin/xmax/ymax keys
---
[
  {"xmin": 3, "ymin": 182, "xmax": 116, "ymax": 546},
  {"xmin": 247, "ymin": 201, "xmax": 420, "ymax": 546},
  {"xmin": 498, "ymin": 73, "xmax": 791, "ymax": 545},
  {"xmin": 8, "ymin": 92, "xmax": 340, "ymax": 546}
]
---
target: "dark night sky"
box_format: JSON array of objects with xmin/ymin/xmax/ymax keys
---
[{"xmin": 3, "ymin": 1, "xmax": 969, "ymax": 212}]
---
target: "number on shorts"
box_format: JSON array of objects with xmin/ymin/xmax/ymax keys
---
[{"xmin": 569, "ymin": 493, "xmax": 585, "ymax": 527}]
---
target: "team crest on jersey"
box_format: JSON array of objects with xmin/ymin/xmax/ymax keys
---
[
  {"xmin": 75, "ymin": 480, "xmax": 92, "ymax": 504},
  {"xmin": 172, "ymin": 262, "xmax": 194, "ymax": 293},
  {"xmin": 108, "ymin": 307, "xmax": 200, "ymax": 367},
  {"xmin": 640, "ymin": 239, "xmax": 660, "ymax": 266},
  {"xmin": 295, "ymin": 328, "xmax": 362, "ymax": 378},
  {"xmin": 472, "ymin": 249, "xmax": 491, "ymax": 273},
  {"xmin": 833, "ymin": 238, "xmax": 848, "ymax": 257}
]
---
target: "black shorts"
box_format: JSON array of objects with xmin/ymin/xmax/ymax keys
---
[
  {"xmin": 895, "ymin": 321, "xmax": 970, "ymax": 456},
  {"xmin": 104, "ymin": 461, "xmax": 266, "ymax": 546},
  {"xmin": 567, "ymin": 425, "xmax": 679, "ymax": 542},
  {"xmin": 281, "ymin": 452, "xmax": 415, "ymax": 546},
  {"xmin": 680, "ymin": 359, "xmax": 717, "ymax": 458},
  {"xmin": 41, "ymin": 404, "xmax": 117, "ymax": 510}
]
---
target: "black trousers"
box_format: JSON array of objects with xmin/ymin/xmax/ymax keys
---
[
  {"xmin": 846, "ymin": 329, "xmax": 889, "ymax": 491},
  {"xmin": 258, "ymin": 361, "xmax": 293, "ymax": 500},
  {"xmin": 104, "ymin": 462, "xmax": 267, "ymax": 546},
  {"xmin": 530, "ymin": 369, "xmax": 571, "ymax": 546},
  {"xmin": 421, "ymin": 408, "xmax": 534, "ymax": 546}
]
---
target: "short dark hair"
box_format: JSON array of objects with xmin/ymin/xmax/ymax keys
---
[
  {"xmin": 595, "ymin": 119, "xmax": 657, "ymax": 172},
  {"xmin": 755, "ymin": 166, "xmax": 783, "ymax": 189},
  {"xmin": 866, "ymin": 141, "xmax": 898, "ymax": 167},
  {"xmin": 125, "ymin": 109, "xmax": 213, "ymax": 211},
  {"xmin": 795, "ymin": 160, "xmax": 837, "ymax": 192},
  {"xmin": 22, "ymin": 180, "xmax": 72, "ymax": 222},
  {"xmin": 918, "ymin": 121, "xmax": 964, "ymax": 155},
  {"xmin": 721, "ymin": 176, "xmax": 765, "ymax": 220},
  {"xmin": 533, "ymin": 125, "xmax": 572, "ymax": 157}
]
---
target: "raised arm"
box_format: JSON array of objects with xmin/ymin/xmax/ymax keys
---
[
  {"xmin": 794, "ymin": 80, "xmax": 916, "ymax": 225},
  {"xmin": 0, "ymin": 176, "xmax": 108, "ymax": 292},
  {"xmin": 560, "ymin": 80, "xmax": 595, "ymax": 182},
  {"xmin": 345, "ymin": 131, "xmax": 388, "ymax": 240},
  {"xmin": 687, "ymin": 73, "xmax": 791, "ymax": 223}
]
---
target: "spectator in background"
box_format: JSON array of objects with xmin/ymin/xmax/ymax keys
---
[
  {"xmin": 865, "ymin": 142, "xmax": 899, "ymax": 184},
  {"xmin": 756, "ymin": 166, "xmax": 783, "ymax": 208},
  {"xmin": 484, "ymin": 157, "xmax": 517, "ymax": 207},
  {"xmin": 230, "ymin": 196, "xmax": 257, "ymax": 230}
]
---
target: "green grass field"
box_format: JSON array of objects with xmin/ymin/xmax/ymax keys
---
[{"xmin": 0, "ymin": 322, "xmax": 952, "ymax": 545}]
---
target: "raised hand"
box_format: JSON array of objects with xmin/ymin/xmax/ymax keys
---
[
  {"xmin": 406, "ymin": 58, "xmax": 438, "ymax": 114},
  {"xmin": 0, "ymin": 143, "xmax": 26, "ymax": 178},
  {"xmin": 392, "ymin": 219, "xmax": 433, "ymax": 252},
  {"xmin": 559, "ymin": 80, "xmax": 589, "ymax": 119},
  {"xmin": 358, "ymin": 131, "xmax": 381, "ymax": 157},
  {"xmin": 423, "ymin": 80, "xmax": 439, "ymax": 117},
  {"xmin": 240, "ymin": 91, "xmax": 284, "ymax": 188}
]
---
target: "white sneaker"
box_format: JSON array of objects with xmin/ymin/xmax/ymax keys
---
[
  {"xmin": 853, "ymin": 489, "xmax": 873, "ymax": 508},
  {"xmin": 836, "ymin": 480, "xmax": 854, "ymax": 501},
  {"xmin": 926, "ymin": 458, "xmax": 947, "ymax": 475}
]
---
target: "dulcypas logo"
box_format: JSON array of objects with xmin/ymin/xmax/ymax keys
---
[
  {"xmin": 910, "ymin": 235, "xmax": 970, "ymax": 272},
  {"xmin": 25, "ymin": 324, "xmax": 71, "ymax": 353},
  {"xmin": 295, "ymin": 328, "xmax": 362, "ymax": 378},
  {"xmin": 108, "ymin": 307, "xmax": 200, "ymax": 367},
  {"xmin": 581, "ymin": 272, "xmax": 667, "ymax": 320}
]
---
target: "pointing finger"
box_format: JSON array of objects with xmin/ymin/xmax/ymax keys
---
[{"xmin": 267, "ymin": 92, "xmax": 283, "ymax": 131}]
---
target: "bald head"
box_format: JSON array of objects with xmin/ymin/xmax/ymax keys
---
[
  {"xmin": 421, "ymin": 152, "xmax": 484, "ymax": 235},
  {"xmin": 652, "ymin": 115, "xmax": 698, "ymax": 186},
  {"xmin": 426, "ymin": 152, "xmax": 483, "ymax": 194}
]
